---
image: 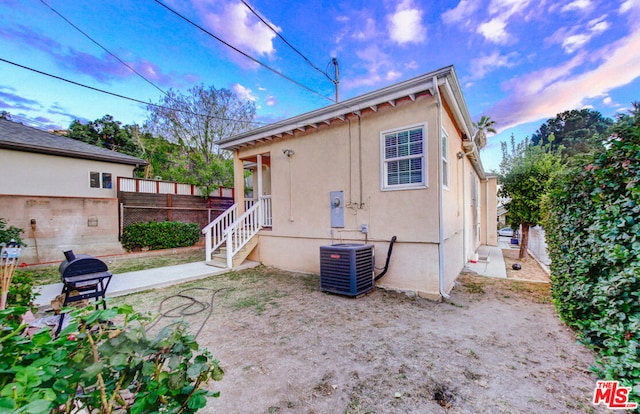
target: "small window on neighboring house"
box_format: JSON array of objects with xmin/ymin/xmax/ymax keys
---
[
  {"xmin": 381, "ymin": 124, "xmax": 427, "ymax": 190},
  {"xmin": 90, "ymin": 172, "xmax": 100, "ymax": 188},
  {"xmin": 90, "ymin": 172, "xmax": 112, "ymax": 189},
  {"xmin": 441, "ymin": 129, "xmax": 449, "ymax": 189},
  {"xmin": 102, "ymin": 173, "xmax": 112, "ymax": 189}
]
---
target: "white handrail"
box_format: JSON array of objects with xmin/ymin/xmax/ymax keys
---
[
  {"xmin": 202, "ymin": 203, "xmax": 238, "ymax": 261},
  {"xmin": 260, "ymin": 195, "xmax": 272, "ymax": 227},
  {"xmin": 223, "ymin": 201, "xmax": 262, "ymax": 268},
  {"xmin": 202, "ymin": 196, "xmax": 271, "ymax": 267}
]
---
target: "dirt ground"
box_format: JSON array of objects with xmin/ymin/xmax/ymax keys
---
[
  {"xmin": 502, "ymin": 247, "xmax": 551, "ymax": 282},
  {"xmin": 113, "ymin": 255, "xmax": 608, "ymax": 414}
]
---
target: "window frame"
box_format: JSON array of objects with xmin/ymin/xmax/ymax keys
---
[
  {"xmin": 380, "ymin": 123, "xmax": 428, "ymax": 191},
  {"xmin": 89, "ymin": 171, "xmax": 113, "ymax": 189},
  {"xmin": 441, "ymin": 128, "xmax": 450, "ymax": 190}
]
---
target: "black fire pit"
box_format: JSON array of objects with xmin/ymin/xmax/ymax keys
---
[{"xmin": 56, "ymin": 250, "xmax": 112, "ymax": 333}]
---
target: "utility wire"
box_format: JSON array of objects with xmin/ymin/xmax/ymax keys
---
[
  {"xmin": 39, "ymin": 0, "xmax": 168, "ymax": 98},
  {"xmin": 152, "ymin": 0, "xmax": 334, "ymax": 104},
  {"xmin": 238, "ymin": 0, "xmax": 334, "ymax": 84},
  {"xmin": 0, "ymin": 57, "xmax": 266, "ymax": 126}
]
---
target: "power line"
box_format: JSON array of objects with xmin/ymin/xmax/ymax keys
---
[
  {"xmin": 238, "ymin": 0, "xmax": 334, "ymax": 84},
  {"xmin": 0, "ymin": 57, "xmax": 266, "ymax": 126},
  {"xmin": 152, "ymin": 0, "xmax": 334, "ymax": 104},
  {"xmin": 39, "ymin": 0, "xmax": 168, "ymax": 98}
]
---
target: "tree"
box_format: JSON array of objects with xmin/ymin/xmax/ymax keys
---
[
  {"xmin": 473, "ymin": 115, "xmax": 496, "ymax": 150},
  {"xmin": 145, "ymin": 85, "xmax": 256, "ymax": 196},
  {"xmin": 67, "ymin": 115, "xmax": 143, "ymax": 157},
  {"xmin": 530, "ymin": 108, "xmax": 613, "ymax": 156},
  {"xmin": 499, "ymin": 140, "xmax": 563, "ymax": 258},
  {"xmin": 473, "ymin": 115, "xmax": 497, "ymax": 135}
]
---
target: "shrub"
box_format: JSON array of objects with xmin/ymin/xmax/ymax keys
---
[
  {"xmin": 0, "ymin": 303, "xmax": 223, "ymax": 413},
  {"xmin": 7, "ymin": 270, "xmax": 38, "ymax": 310},
  {"xmin": 0, "ymin": 218, "xmax": 25, "ymax": 247},
  {"xmin": 543, "ymin": 104, "xmax": 640, "ymax": 400},
  {"xmin": 122, "ymin": 221, "xmax": 200, "ymax": 251}
]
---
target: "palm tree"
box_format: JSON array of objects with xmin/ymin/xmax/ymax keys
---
[{"xmin": 473, "ymin": 115, "xmax": 497, "ymax": 150}]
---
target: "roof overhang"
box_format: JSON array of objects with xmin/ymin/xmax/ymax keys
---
[
  {"xmin": 219, "ymin": 65, "xmax": 485, "ymax": 179},
  {"xmin": 220, "ymin": 66, "xmax": 471, "ymax": 147},
  {"xmin": 0, "ymin": 141, "xmax": 147, "ymax": 167}
]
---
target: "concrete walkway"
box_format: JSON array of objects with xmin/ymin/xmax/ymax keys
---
[
  {"xmin": 464, "ymin": 243, "xmax": 508, "ymax": 279},
  {"xmin": 34, "ymin": 261, "xmax": 260, "ymax": 311}
]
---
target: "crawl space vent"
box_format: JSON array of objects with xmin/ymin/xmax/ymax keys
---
[{"xmin": 319, "ymin": 244, "xmax": 374, "ymax": 296}]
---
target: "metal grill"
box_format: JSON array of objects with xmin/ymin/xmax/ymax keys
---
[{"xmin": 56, "ymin": 250, "xmax": 112, "ymax": 334}]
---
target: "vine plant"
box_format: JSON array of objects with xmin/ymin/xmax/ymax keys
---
[{"xmin": 0, "ymin": 303, "xmax": 223, "ymax": 413}]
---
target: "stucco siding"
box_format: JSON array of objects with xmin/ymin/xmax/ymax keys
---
[
  {"xmin": 1, "ymin": 149, "xmax": 135, "ymax": 198},
  {"xmin": 236, "ymin": 96, "xmax": 461, "ymax": 296},
  {"xmin": 0, "ymin": 195, "xmax": 124, "ymax": 264}
]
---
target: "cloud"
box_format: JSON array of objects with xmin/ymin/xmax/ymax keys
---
[
  {"xmin": 560, "ymin": 0, "xmax": 593, "ymax": 12},
  {"xmin": 547, "ymin": 16, "xmax": 610, "ymax": 53},
  {"xmin": 265, "ymin": 95, "xmax": 277, "ymax": 107},
  {"xmin": 0, "ymin": 87, "xmax": 42, "ymax": 110},
  {"xmin": 442, "ymin": 0, "xmax": 480, "ymax": 25},
  {"xmin": 476, "ymin": 0, "xmax": 533, "ymax": 44},
  {"xmin": 0, "ymin": 24, "xmax": 186, "ymax": 87},
  {"xmin": 199, "ymin": 1, "xmax": 279, "ymax": 57},
  {"xmin": 486, "ymin": 28, "xmax": 640, "ymax": 131},
  {"xmin": 477, "ymin": 18, "xmax": 510, "ymax": 44},
  {"xmin": 341, "ymin": 45, "xmax": 393, "ymax": 89},
  {"xmin": 469, "ymin": 51, "xmax": 519, "ymax": 79},
  {"xmin": 619, "ymin": 0, "xmax": 640, "ymax": 17},
  {"xmin": 353, "ymin": 18, "xmax": 377, "ymax": 41},
  {"xmin": 232, "ymin": 83, "xmax": 257, "ymax": 102},
  {"xmin": 387, "ymin": 0, "xmax": 427, "ymax": 45}
]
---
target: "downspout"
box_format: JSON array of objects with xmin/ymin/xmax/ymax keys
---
[
  {"xmin": 462, "ymin": 153, "xmax": 467, "ymax": 265},
  {"xmin": 461, "ymin": 147, "xmax": 473, "ymax": 263},
  {"xmin": 433, "ymin": 76, "xmax": 450, "ymax": 300},
  {"xmin": 485, "ymin": 179, "xmax": 489, "ymax": 245}
]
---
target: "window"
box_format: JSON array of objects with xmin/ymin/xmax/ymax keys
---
[
  {"xmin": 381, "ymin": 124, "xmax": 426, "ymax": 190},
  {"xmin": 90, "ymin": 172, "xmax": 112, "ymax": 189},
  {"xmin": 441, "ymin": 129, "xmax": 449, "ymax": 188}
]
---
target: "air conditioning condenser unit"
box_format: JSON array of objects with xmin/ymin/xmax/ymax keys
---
[{"xmin": 319, "ymin": 243, "xmax": 374, "ymax": 297}]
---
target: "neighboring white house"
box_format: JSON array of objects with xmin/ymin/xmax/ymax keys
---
[{"xmin": 0, "ymin": 118, "xmax": 147, "ymax": 263}]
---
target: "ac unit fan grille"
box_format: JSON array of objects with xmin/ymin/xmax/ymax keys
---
[{"xmin": 319, "ymin": 244, "xmax": 374, "ymax": 296}]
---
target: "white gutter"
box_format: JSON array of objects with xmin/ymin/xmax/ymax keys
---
[{"xmin": 433, "ymin": 76, "xmax": 450, "ymax": 300}]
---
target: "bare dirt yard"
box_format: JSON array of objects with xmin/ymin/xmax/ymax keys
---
[{"xmin": 112, "ymin": 254, "xmax": 608, "ymax": 414}]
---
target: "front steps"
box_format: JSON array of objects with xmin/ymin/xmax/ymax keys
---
[{"xmin": 206, "ymin": 236, "xmax": 259, "ymax": 269}]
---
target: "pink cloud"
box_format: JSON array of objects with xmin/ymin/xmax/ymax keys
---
[{"xmin": 487, "ymin": 28, "xmax": 640, "ymax": 131}]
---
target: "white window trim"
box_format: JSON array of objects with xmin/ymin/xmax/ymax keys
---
[
  {"xmin": 380, "ymin": 122, "xmax": 428, "ymax": 191},
  {"xmin": 89, "ymin": 171, "xmax": 113, "ymax": 189},
  {"xmin": 441, "ymin": 128, "xmax": 450, "ymax": 190}
]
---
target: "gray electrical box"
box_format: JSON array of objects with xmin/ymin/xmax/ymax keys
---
[{"xmin": 330, "ymin": 191, "xmax": 344, "ymax": 228}]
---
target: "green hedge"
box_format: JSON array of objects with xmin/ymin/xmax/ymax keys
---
[
  {"xmin": 121, "ymin": 221, "xmax": 200, "ymax": 251},
  {"xmin": 544, "ymin": 127, "xmax": 639, "ymax": 398}
]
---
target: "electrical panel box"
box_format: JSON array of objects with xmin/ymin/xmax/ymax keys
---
[{"xmin": 330, "ymin": 191, "xmax": 344, "ymax": 228}]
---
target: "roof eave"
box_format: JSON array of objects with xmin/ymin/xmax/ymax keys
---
[
  {"xmin": 0, "ymin": 142, "xmax": 147, "ymax": 166},
  {"xmin": 219, "ymin": 66, "xmax": 456, "ymax": 151}
]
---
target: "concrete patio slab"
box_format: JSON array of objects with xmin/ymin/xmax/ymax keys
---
[{"xmin": 34, "ymin": 260, "xmax": 260, "ymax": 311}]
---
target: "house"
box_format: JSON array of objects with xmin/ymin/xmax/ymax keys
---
[
  {"xmin": 206, "ymin": 66, "xmax": 497, "ymax": 300},
  {"xmin": 0, "ymin": 118, "xmax": 147, "ymax": 263}
]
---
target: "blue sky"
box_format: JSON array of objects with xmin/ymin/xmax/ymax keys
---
[{"xmin": 1, "ymin": 0, "xmax": 639, "ymax": 172}]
